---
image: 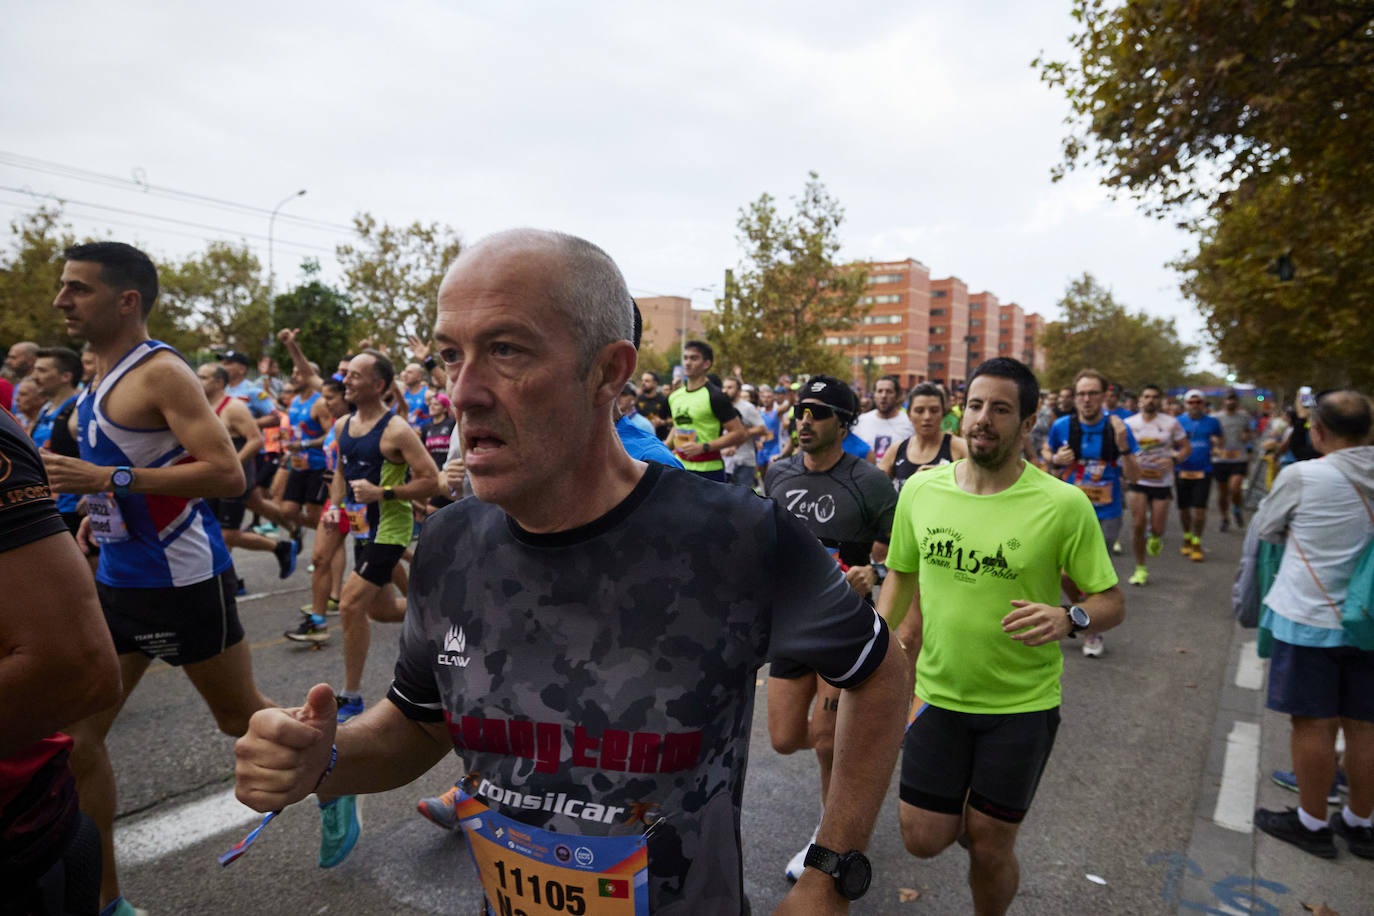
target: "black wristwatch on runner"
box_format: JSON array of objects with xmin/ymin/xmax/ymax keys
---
[
  {"xmin": 804, "ymin": 844, "xmax": 872, "ymax": 901},
  {"xmin": 1063, "ymin": 604, "xmax": 1090, "ymax": 638}
]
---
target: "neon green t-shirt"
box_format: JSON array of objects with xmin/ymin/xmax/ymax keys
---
[{"xmin": 886, "ymin": 460, "xmax": 1117, "ymax": 714}]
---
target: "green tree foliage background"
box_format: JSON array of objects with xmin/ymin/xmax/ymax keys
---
[
  {"xmin": 156, "ymin": 241, "xmax": 267, "ymax": 357},
  {"xmin": 707, "ymin": 173, "xmax": 869, "ymax": 382},
  {"xmin": 1042, "ymin": 273, "xmax": 1197, "ymax": 391},
  {"xmin": 336, "ymin": 213, "xmax": 462, "ymax": 352},
  {"xmin": 1037, "ymin": 1, "xmax": 1374, "ymax": 391},
  {"xmin": 0, "ymin": 206, "xmax": 76, "ymax": 345},
  {"xmin": 268, "ymin": 260, "xmax": 354, "ymax": 371}
]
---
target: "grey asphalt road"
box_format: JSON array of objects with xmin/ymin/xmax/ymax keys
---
[{"xmin": 105, "ymin": 508, "xmax": 1372, "ymax": 915}]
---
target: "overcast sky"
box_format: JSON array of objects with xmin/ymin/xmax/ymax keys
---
[{"xmin": 1, "ymin": 1, "xmax": 1217, "ymax": 369}]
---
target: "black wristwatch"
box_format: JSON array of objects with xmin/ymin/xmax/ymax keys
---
[
  {"xmin": 1064, "ymin": 604, "xmax": 1090, "ymax": 638},
  {"xmin": 382, "ymin": 486, "xmax": 397, "ymax": 500},
  {"xmin": 804, "ymin": 844, "xmax": 871, "ymax": 901},
  {"xmin": 422, "ymin": 356, "xmax": 437, "ymax": 371},
  {"xmin": 110, "ymin": 466, "xmax": 134, "ymax": 498}
]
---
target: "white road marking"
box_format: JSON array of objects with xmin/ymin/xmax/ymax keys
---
[
  {"xmin": 114, "ymin": 788, "xmax": 264, "ymax": 867},
  {"xmin": 1235, "ymin": 640, "xmax": 1264, "ymax": 690},
  {"xmin": 1213, "ymin": 721, "xmax": 1261, "ymax": 833}
]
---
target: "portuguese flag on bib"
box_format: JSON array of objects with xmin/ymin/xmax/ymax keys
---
[{"xmin": 598, "ymin": 877, "xmax": 629, "ymax": 898}]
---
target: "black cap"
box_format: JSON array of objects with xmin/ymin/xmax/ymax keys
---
[
  {"xmin": 798, "ymin": 374, "xmax": 859, "ymax": 419},
  {"xmin": 218, "ymin": 350, "xmax": 251, "ymax": 367}
]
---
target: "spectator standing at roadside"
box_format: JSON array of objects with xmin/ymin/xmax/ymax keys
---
[{"xmin": 1252, "ymin": 390, "xmax": 1374, "ymax": 860}]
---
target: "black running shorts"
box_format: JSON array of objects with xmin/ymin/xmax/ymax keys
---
[
  {"xmin": 254, "ymin": 453, "xmax": 280, "ymax": 490},
  {"xmin": 1212, "ymin": 461, "xmax": 1246, "ymax": 482},
  {"xmin": 1175, "ymin": 474, "xmax": 1212, "ymax": 509},
  {"xmin": 207, "ymin": 496, "xmax": 248, "ymax": 531},
  {"xmin": 282, "ymin": 468, "xmax": 329, "ymax": 505},
  {"xmin": 96, "ymin": 570, "xmax": 244, "ymax": 666},
  {"xmin": 900, "ymin": 702, "xmax": 1060, "ymax": 824},
  {"xmin": 1127, "ymin": 484, "xmax": 1173, "ymax": 502},
  {"xmin": 353, "ymin": 539, "xmax": 406, "ymax": 587}
]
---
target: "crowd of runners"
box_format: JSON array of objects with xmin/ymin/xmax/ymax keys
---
[{"xmin": 2, "ymin": 233, "xmax": 1370, "ymax": 915}]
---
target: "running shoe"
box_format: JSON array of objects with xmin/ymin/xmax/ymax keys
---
[
  {"xmin": 1081, "ymin": 634, "xmax": 1105, "ymax": 657},
  {"xmin": 1271, "ymin": 768, "xmax": 1346, "ymax": 805},
  {"xmin": 318, "ymin": 795, "xmax": 361, "ymax": 868},
  {"xmin": 1330, "ymin": 812, "xmax": 1374, "ymax": 859},
  {"xmin": 99, "ymin": 898, "xmax": 149, "ymax": 916},
  {"xmin": 301, "ymin": 597, "xmax": 340, "ymax": 615},
  {"xmin": 1233, "ymin": 506, "xmax": 1244, "ymax": 527},
  {"xmin": 253, "ymin": 521, "xmax": 279, "ymax": 536},
  {"xmin": 1254, "ymin": 807, "xmax": 1335, "ymax": 858},
  {"xmin": 292, "ymin": 525, "xmax": 304, "ymax": 551},
  {"xmin": 1146, "ymin": 534, "xmax": 1162, "ymax": 557},
  {"xmin": 1220, "ymin": 517, "xmax": 1230, "ymax": 533},
  {"xmin": 235, "ymin": 577, "xmax": 248, "ymax": 597},
  {"xmin": 784, "ymin": 823, "xmax": 820, "ymax": 881},
  {"xmin": 1111, "ymin": 540, "xmax": 1123, "ymax": 555},
  {"xmin": 1180, "ymin": 537, "xmax": 1194, "ymax": 557},
  {"xmin": 1190, "ymin": 544, "xmax": 1205, "ymax": 562},
  {"xmin": 416, "ymin": 783, "xmax": 463, "ymax": 830},
  {"xmin": 285, "ymin": 616, "xmax": 329, "ymax": 643},
  {"xmin": 336, "ymin": 694, "xmax": 365, "ymax": 723},
  {"xmin": 1128, "ymin": 566, "xmax": 1148, "ymax": 587},
  {"xmin": 274, "ymin": 539, "xmax": 298, "ymax": 579}
]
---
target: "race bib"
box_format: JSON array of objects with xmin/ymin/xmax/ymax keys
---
[
  {"xmin": 86, "ymin": 493, "xmax": 130, "ymax": 544},
  {"xmin": 1217, "ymin": 449, "xmax": 1244, "ymax": 462},
  {"xmin": 454, "ymin": 790, "xmax": 649, "ymax": 916},
  {"xmin": 1077, "ymin": 483, "xmax": 1113, "ymax": 506},
  {"xmin": 344, "ymin": 501, "xmax": 371, "ymax": 539},
  {"xmin": 672, "ymin": 428, "xmax": 697, "ymax": 451},
  {"xmin": 289, "ymin": 453, "xmax": 310, "ymax": 471},
  {"xmin": 1178, "ymin": 470, "xmax": 1206, "ymax": 480},
  {"xmin": 1140, "ymin": 466, "xmax": 1164, "ymax": 481}
]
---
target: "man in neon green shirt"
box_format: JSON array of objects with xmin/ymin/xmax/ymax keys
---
[
  {"xmin": 667, "ymin": 339, "xmax": 748, "ymax": 482},
  {"xmin": 878, "ymin": 356, "xmax": 1125, "ymax": 915}
]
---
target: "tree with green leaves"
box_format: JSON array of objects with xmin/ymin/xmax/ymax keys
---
[
  {"xmin": 1036, "ymin": 1, "xmax": 1374, "ymax": 389},
  {"xmin": 707, "ymin": 173, "xmax": 868, "ymax": 382},
  {"xmin": 0, "ymin": 206, "xmax": 76, "ymax": 345},
  {"xmin": 267, "ymin": 261, "xmax": 355, "ymax": 370},
  {"xmin": 336, "ymin": 213, "xmax": 463, "ymax": 350},
  {"xmin": 1042, "ymin": 273, "xmax": 1197, "ymax": 392},
  {"xmin": 156, "ymin": 242, "xmax": 267, "ymax": 357}
]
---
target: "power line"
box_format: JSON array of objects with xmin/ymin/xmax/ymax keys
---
[
  {"xmin": 0, "ymin": 186, "xmax": 337, "ymax": 254},
  {"xmin": 0, "ymin": 150, "xmax": 357, "ymax": 234}
]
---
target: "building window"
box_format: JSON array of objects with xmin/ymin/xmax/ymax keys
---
[
  {"xmin": 930, "ymin": 361, "xmax": 945, "ymax": 370},
  {"xmin": 970, "ymin": 319, "xmax": 981, "ymax": 326},
  {"xmin": 868, "ymin": 273, "xmax": 904, "ymax": 284},
  {"xmin": 930, "ymin": 289, "xmax": 947, "ymax": 298},
  {"xmin": 931, "ymin": 326, "xmax": 946, "ymax": 334},
  {"xmin": 859, "ymin": 294, "xmax": 902, "ymax": 305},
  {"xmin": 861, "ymin": 313, "xmax": 902, "ymax": 325},
  {"xmin": 970, "ymin": 302, "xmax": 981, "ymax": 310},
  {"xmin": 999, "ymin": 343, "xmax": 1009, "ymax": 351},
  {"xmin": 967, "ymin": 336, "xmax": 979, "ymax": 343},
  {"xmin": 931, "ymin": 308, "xmax": 946, "ymax": 316},
  {"xmin": 929, "ymin": 344, "xmax": 945, "ymax": 352},
  {"xmin": 1000, "ymin": 327, "xmax": 1010, "ymax": 336}
]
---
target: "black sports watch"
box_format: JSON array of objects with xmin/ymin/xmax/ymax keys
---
[
  {"xmin": 382, "ymin": 486, "xmax": 397, "ymax": 500},
  {"xmin": 111, "ymin": 466, "xmax": 134, "ymax": 498},
  {"xmin": 422, "ymin": 356, "xmax": 437, "ymax": 371},
  {"xmin": 1064, "ymin": 604, "xmax": 1090, "ymax": 638},
  {"xmin": 803, "ymin": 844, "xmax": 871, "ymax": 901}
]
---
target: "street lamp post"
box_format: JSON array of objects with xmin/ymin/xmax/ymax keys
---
[{"xmin": 267, "ymin": 189, "xmax": 306, "ymax": 335}]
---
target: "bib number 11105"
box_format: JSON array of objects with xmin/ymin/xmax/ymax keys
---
[{"xmin": 493, "ymin": 859, "xmax": 586, "ymax": 914}]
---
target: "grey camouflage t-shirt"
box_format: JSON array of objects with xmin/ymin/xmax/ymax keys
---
[{"xmin": 388, "ymin": 462, "xmax": 887, "ymax": 914}]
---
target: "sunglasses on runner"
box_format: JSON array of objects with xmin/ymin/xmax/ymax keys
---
[{"xmin": 793, "ymin": 402, "xmax": 853, "ymax": 423}]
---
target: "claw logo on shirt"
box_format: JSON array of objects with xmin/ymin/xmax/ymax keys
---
[{"xmin": 438, "ymin": 625, "xmax": 470, "ymax": 667}]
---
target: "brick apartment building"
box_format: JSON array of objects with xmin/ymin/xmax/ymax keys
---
[
  {"xmin": 635, "ymin": 295, "xmax": 705, "ymax": 356},
  {"xmin": 823, "ymin": 260, "xmax": 1048, "ymax": 391}
]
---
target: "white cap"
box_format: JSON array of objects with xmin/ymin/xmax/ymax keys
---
[{"xmin": 1184, "ymin": 389, "xmax": 1206, "ymax": 401}]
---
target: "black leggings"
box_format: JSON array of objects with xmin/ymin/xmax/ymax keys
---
[{"xmin": 2, "ymin": 811, "xmax": 102, "ymax": 915}]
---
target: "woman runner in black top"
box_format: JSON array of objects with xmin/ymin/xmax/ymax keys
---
[{"xmin": 879, "ymin": 382, "xmax": 969, "ymax": 491}]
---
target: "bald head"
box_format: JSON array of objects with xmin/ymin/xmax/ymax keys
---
[
  {"xmin": 5, "ymin": 341, "xmax": 38, "ymax": 377},
  {"xmin": 1314, "ymin": 389, "xmax": 1372, "ymax": 445},
  {"xmin": 443, "ymin": 229, "xmax": 634, "ymax": 377}
]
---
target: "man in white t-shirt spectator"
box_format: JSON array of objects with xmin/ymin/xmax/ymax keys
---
[
  {"xmin": 722, "ymin": 376, "xmax": 767, "ymax": 488},
  {"xmin": 852, "ymin": 375, "xmax": 915, "ymax": 464}
]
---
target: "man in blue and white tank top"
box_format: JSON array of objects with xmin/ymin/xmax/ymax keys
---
[{"xmin": 41, "ymin": 241, "xmax": 275, "ymax": 916}]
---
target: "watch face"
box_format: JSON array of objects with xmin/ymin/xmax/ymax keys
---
[
  {"xmin": 1070, "ymin": 605, "xmax": 1090, "ymax": 628},
  {"xmin": 837, "ymin": 852, "xmax": 872, "ymax": 900},
  {"xmin": 112, "ymin": 469, "xmax": 133, "ymax": 487}
]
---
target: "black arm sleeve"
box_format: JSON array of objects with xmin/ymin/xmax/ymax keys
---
[
  {"xmin": 0, "ymin": 407, "xmax": 68, "ymax": 553},
  {"xmin": 707, "ymin": 385, "xmax": 740, "ymax": 425},
  {"xmin": 765, "ymin": 502, "xmax": 888, "ymax": 689}
]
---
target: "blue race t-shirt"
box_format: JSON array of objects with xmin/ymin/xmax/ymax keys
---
[
  {"xmin": 759, "ymin": 408, "xmax": 783, "ymax": 466},
  {"xmin": 841, "ymin": 431, "xmax": 871, "ymax": 460},
  {"xmin": 1177, "ymin": 414, "xmax": 1223, "ymax": 472},
  {"xmin": 616, "ymin": 416, "xmax": 684, "ymax": 468},
  {"xmin": 1047, "ymin": 414, "xmax": 1139, "ymax": 520}
]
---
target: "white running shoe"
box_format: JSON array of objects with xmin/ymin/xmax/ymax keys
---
[
  {"xmin": 1081, "ymin": 634, "xmax": 1105, "ymax": 658},
  {"xmin": 784, "ymin": 823, "xmax": 820, "ymax": 881}
]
